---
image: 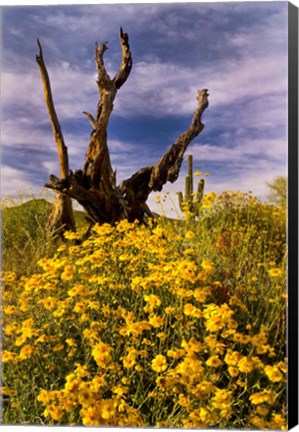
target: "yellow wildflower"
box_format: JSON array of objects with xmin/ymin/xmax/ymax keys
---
[
  {"xmin": 44, "ymin": 404, "xmax": 64, "ymax": 421},
  {"xmin": 66, "ymin": 338, "xmax": 76, "ymax": 347},
  {"xmin": 53, "ymin": 344, "xmax": 64, "ymax": 352},
  {"xmin": 250, "ymin": 415, "xmax": 266, "ymax": 429},
  {"xmin": 38, "ymin": 297, "xmax": 56, "ymax": 311},
  {"xmin": 193, "ymin": 287, "xmax": 211, "ymax": 303},
  {"xmin": 256, "ymin": 406, "xmax": 269, "ymax": 416},
  {"xmin": 184, "ymin": 303, "xmax": 202, "ymax": 318},
  {"xmin": 201, "ymin": 259, "xmax": 214, "ymax": 272},
  {"xmin": 61, "ymin": 265, "xmax": 75, "ymax": 281},
  {"xmin": 19, "ymin": 345, "xmax": 38, "ymax": 360},
  {"xmin": 4, "ymin": 322, "xmax": 19, "ymax": 336},
  {"xmin": 0, "ymin": 387, "xmax": 17, "ymax": 397},
  {"xmin": 73, "ymin": 302, "xmax": 86, "ymax": 314},
  {"xmin": 75, "ymin": 363, "xmax": 90, "ymax": 378},
  {"xmin": 238, "ymin": 356, "xmax": 254, "ymax": 373},
  {"xmin": 2, "ymin": 351, "xmax": 18, "ymax": 363},
  {"xmin": 224, "ymin": 350, "xmax": 242, "ymax": 366},
  {"xmin": 228, "ymin": 366, "xmax": 239, "ymax": 377},
  {"xmin": 92, "ymin": 342, "xmax": 113, "ymax": 368},
  {"xmin": 3, "ymin": 305, "xmax": 17, "ymax": 315},
  {"xmin": 100, "ymin": 399, "xmax": 115, "ymax": 420},
  {"xmin": 267, "ymin": 268, "xmax": 283, "ymax": 278},
  {"xmin": 212, "ymin": 388, "xmax": 232, "ymax": 410},
  {"xmin": 185, "ymin": 231, "xmax": 195, "ymax": 239},
  {"xmin": 205, "ymin": 316, "xmax": 224, "ymax": 332},
  {"xmin": 193, "ymin": 381, "xmax": 215, "ymax": 398},
  {"xmin": 167, "ymin": 349, "xmax": 185, "ymax": 359},
  {"xmin": 123, "ymin": 356, "xmax": 136, "ymax": 369},
  {"xmin": 164, "ymin": 306, "xmax": 176, "ymax": 315},
  {"xmin": 68, "ymin": 284, "xmax": 87, "ymax": 297},
  {"xmin": 206, "ymin": 355, "xmax": 223, "ymax": 368},
  {"xmin": 264, "ymin": 365, "xmax": 284, "ymax": 382},
  {"xmin": 249, "ymin": 390, "xmax": 276, "ymax": 405},
  {"xmin": 151, "ymin": 354, "xmax": 168, "ymax": 373},
  {"xmin": 149, "ymin": 314, "xmax": 164, "ymax": 328},
  {"xmin": 271, "ymin": 413, "xmax": 287, "ymax": 429},
  {"xmin": 78, "ymin": 382, "xmax": 93, "ymax": 405}
]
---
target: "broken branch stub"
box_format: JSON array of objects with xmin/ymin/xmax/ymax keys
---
[{"xmin": 39, "ymin": 29, "xmax": 209, "ymax": 228}]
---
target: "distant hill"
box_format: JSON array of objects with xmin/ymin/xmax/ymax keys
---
[{"xmin": 2, "ymin": 198, "xmax": 88, "ymax": 235}]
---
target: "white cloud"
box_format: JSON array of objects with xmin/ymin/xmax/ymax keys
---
[
  {"xmin": 113, "ymin": 49, "xmax": 287, "ymax": 122},
  {"xmin": 0, "ymin": 166, "xmax": 36, "ymax": 196},
  {"xmin": 189, "ymin": 138, "xmax": 287, "ymax": 164}
]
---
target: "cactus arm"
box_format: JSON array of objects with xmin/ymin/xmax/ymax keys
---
[
  {"xmin": 187, "ymin": 154, "xmax": 193, "ymax": 196},
  {"xmin": 177, "ymin": 191, "xmax": 184, "ymax": 213},
  {"xmin": 177, "ymin": 154, "xmax": 205, "ymax": 219}
]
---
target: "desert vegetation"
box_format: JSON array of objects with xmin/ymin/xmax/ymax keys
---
[{"xmin": 1, "ymin": 181, "xmax": 287, "ymax": 428}]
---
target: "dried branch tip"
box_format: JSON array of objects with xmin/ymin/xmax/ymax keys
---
[{"xmin": 197, "ymin": 89, "xmax": 209, "ymax": 108}]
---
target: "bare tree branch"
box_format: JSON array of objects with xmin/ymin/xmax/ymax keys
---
[
  {"xmin": 120, "ymin": 89, "xmax": 209, "ymax": 199},
  {"xmin": 113, "ymin": 27, "xmax": 133, "ymax": 90},
  {"xmin": 82, "ymin": 32, "xmax": 132, "ymax": 194},
  {"xmin": 36, "ymin": 39, "xmax": 70, "ymax": 180},
  {"xmin": 149, "ymin": 89, "xmax": 209, "ymax": 190},
  {"xmin": 83, "ymin": 111, "xmax": 97, "ymax": 129},
  {"xmin": 36, "ymin": 39, "xmax": 75, "ymax": 232}
]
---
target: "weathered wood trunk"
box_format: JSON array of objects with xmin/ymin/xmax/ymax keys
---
[{"xmin": 37, "ymin": 29, "xmax": 209, "ymax": 230}]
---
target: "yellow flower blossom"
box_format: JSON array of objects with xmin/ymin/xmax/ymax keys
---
[
  {"xmin": 4, "ymin": 322, "xmax": 20, "ymax": 336},
  {"xmin": 249, "ymin": 390, "xmax": 276, "ymax": 405},
  {"xmin": 65, "ymin": 338, "xmax": 76, "ymax": 347},
  {"xmin": 2, "ymin": 350, "xmax": 18, "ymax": 364},
  {"xmin": 73, "ymin": 302, "xmax": 86, "ymax": 314},
  {"xmin": 183, "ymin": 303, "xmax": 202, "ymax": 318},
  {"xmin": 228, "ymin": 366, "xmax": 239, "ymax": 377},
  {"xmin": 75, "ymin": 363, "xmax": 90, "ymax": 378},
  {"xmin": 19, "ymin": 345, "xmax": 38, "ymax": 360},
  {"xmin": 193, "ymin": 287, "xmax": 211, "ymax": 303},
  {"xmin": 185, "ymin": 231, "xmax": 195, "ymax": 239},
  {"xmin": 44, "ymin": 404, "xmax": 64, "ymax": 421},
  {"xmin": 224, "ymin": 349, "xmax": 241, "ymax": 366},
  {"xmin": 92, "ymin": 342, "xmax": 113, "ymax": 368},
  {"xmin": 143, "ymin": 294, "xmax": 161, "ymax": 313},
  {"xmin": 38, "ymin": 297, "xmax": 56, "ymax": 311},
  {"xmin": 151, "ymin": 354, "xmax": 168, "ymax": 373},
  {"xmin": 267, "ymin": 268, "xmax": 283, "ymax": 278},
  {"xmin": 61, "ymin": 265, "xmax": 75, "ymax": 281},
  {"xmin": 201, "ymin": 259, "xmax": 214, "ymax": 272},
  {"xmin": 149, "ymin": 315, "xmax": 165, "ymax": 328},
  {"xmin": 53, "ymin": 343, "xmax": 64, "ymax": 352},
  {"xmin": 264, "ymin": 365, "xmax": 284, "ymax": 382},
  {"xmin": 167, "ymin": 349, "xmax": 185, "ymax": 359},
  {"xmin": 237, "ymin": 356, "xmax": 254, "ymax": 373},
  {"xmin": 205, "ymin": 316, "xmax": 224, "ymax": 332},
  {"xmin": 68, "ymin": 284, "xmax": 87, "ymax": 297},
  {"xmin": 0, "ymin": 387, "xmax": 17, "ymax": 397},
  {"xmin": 123, "ymin": 355, "xmax": 136, "ymax": 369},
  {"xmin": 212, "ymin": 388, "xmax": 232, "ymax": 410},
  {"xmin": 100, "ymin": 399, "xmax": 115, "ymax": 420},
  {"xmin": 3, "ymin": 305, "xmax": 18, "ymax": 315},
  {"xmin": 206, "ymin": 355, "xmax": 223, "ymax": 368}
]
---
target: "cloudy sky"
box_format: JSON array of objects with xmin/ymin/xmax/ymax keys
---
[{"xmin": 1, "ymin": 1, "xmax": 289, "ymax": 216}]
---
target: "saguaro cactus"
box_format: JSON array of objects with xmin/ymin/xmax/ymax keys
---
[{"xmin": 177, "ymin": 154, "xmax": 205, "ymax": 219}]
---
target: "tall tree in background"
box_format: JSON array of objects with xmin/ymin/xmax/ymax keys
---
[
  {"xmin": 36, "ymin": 29, "xmax": 209, "ymax": 232},
  {"xmin": 266, "ymin": 176, "xmax": 287, "ymax": 208}
]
